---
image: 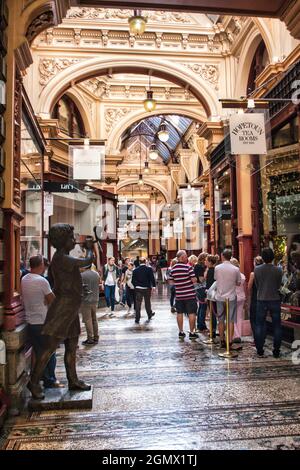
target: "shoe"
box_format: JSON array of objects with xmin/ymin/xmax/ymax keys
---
[
  {"xmin": 232, "ymin": 337, "xmax": 242, "ymax": 344},
  {"xmin": 27, "ymin": 381, "xmax": 45, "ymax": 400},
  {"xmin": 257, "ymin": 350, "xmax": 265, "ymax": 357},
  {"xmin": 189, "ymin": 332, "xmax": 199, "ymax": 340},
  {"xmin": 109, "ymin": 312, "xmax": 116, "ymax": 318},
  {"xmin": 199, "ymin": 327, "xmax": 209, "ymax": 332},
  {"xmin": 273, "ymin": 349, "xmax": 281, "ymax": 358},
  {"xmin": 178, "ymin": 331, "xmax": 186, "ymax": 338},
  {"xmin": 135, "ymin": 320, "xmax": 140, "ymax": 324},
  {"xmin": 93, "ymin": 337, "xmax": 99, "ymax": 344},
  {"xmin": 148, "ymin": 311, "xmax": 155, "ymax": 321},
  {"xmin": 44, "ymin": 380, "xmax": 64, "ymax": 389},
  {"xmin": 68, "ymin": 380, "xmax": 91, "ymax": 391},
  {"xmin": 82, "ymin": 339, "xmax": 95, "ymax": 345}
]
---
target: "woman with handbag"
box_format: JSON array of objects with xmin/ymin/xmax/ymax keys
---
[{"xmin": 102, "ymin": 257, "xmax": 120, "ymax": 317}]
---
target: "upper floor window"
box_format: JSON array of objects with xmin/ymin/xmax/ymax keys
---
[
  {"xmin": 52, "ymin": 94, "xmax": 85, "ymax": 138},
  {"xmin": 247, "ymin": 40, "xmax": 269, "ymax": 95}
]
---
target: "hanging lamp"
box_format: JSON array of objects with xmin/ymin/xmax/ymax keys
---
[
  {"xmin": 143, "ymin": 74, "xmax": 156, "ymax": 112},
  {"xmin": 128, "ymin": 10, "xmax": 147, "ymax": 35},
  {"xmin": 158, "ymin": 122, "xmax": 169, "ymax": 142},
  {"xmin": 149, "ymin": 143, "xmax": 159, "ymax": 160}
]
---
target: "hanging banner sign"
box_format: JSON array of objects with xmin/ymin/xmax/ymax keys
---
[
  {"xmin": 173, "ymin": 219, "xmax": 183, "ymax": 234},
  {"xmin": 229, "ymin": 113, "xmax": 267, "ymax": 155},
  {"xmin": 182, "ymin": 189, "xmax": 201, "ymax": 213},
  {"xmin": 184, "ymin": 212, "xmax": 195, "ymax": 228},
  {"xmin": 72, "ymin": 145, "xmax": 105, "ymax": 180},
  {"xmin": 44, "ymin": 193, "xmax": 54, "ymax": 217},
  {"xmin": 163, "ymin": 224, "xmax": 173, "ymax": 239}
]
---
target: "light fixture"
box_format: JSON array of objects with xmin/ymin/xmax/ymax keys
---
[
  {"xmin": 143, "ymin": 74, "xmax": 156, "ymax": 112},
  {"xmin": 144, "ymin": 161, "xmax": 150, "ymax": 173},
  {"xmin": 187, "ymin": 183, "xmax": 192, "ymax": 190},
  {"xmin": 138, "ymin": 174, "xmax": 144, "ymax": 186},
  {"xmin": 128, "ymin": 10, "xmax": 147, "ymax": 35},
  {"xmin": 247, "ymin": 99, "xmax": 255, "ymax": 109},
  {"xmin": 149, "ymin": 144, "xmax": 159, "ymax": 161},
  {"xmin": 84, "ymin": 137, "xmax": 90, "ymax": 148},
  {"xmin": 158, "ymin": 122, "xmax": 169, "ymax": 142}
]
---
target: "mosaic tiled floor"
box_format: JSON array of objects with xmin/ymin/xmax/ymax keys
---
[{"xmin": 1, "ymin": 285, "xmax": 300, "ymax": 450}]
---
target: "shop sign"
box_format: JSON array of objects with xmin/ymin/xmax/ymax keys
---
[
  {"xmin": 229, "ymin": 113, "xmax": 267, "ymax": 155},
  {"xmin": 163, "ymin": 224, "xmax": 173, "ymax": 239},
  {"xmin": 72, "ymin": 145, "xmax": 104, "ymax": 180},
  {"xmin": 173, "ymin": 218, "xmax": 183, "ymax": 234},
  {"xmin": 182, "ymin": 188, "xmax": 201, "ymax": 213},
  {"xmin": 28, "ymin": 181, "xmax": 78, "ymax": 192},
  {"xmin": 44, "ymin": 193, "xmax": 53, "ymax": 217}
]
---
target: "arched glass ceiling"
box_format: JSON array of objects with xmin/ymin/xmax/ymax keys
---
[{"xmin": 121, "ymin": 115, "xmax": 194, "ymax": 162}]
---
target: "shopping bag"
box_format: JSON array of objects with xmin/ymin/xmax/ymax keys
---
[{"xmin": 115, "ymin": 285, "xmax": 120, "ymax": 302}]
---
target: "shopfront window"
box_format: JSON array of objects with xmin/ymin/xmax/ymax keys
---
[
  {"xmin": 259, "ymin": 125, "xmax": 300, "ymax": 309},
  {"xmin": 214, "ymin": 171, "xmax": 232, "ymax": 252},
  {"xmin": 20, "ymin": 119, "xmax": 43, "ymax": 267}
]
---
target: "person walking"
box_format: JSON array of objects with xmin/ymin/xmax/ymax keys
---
[
  {"xmin": 21, "ymin": 255, "xmax": 61, "ymax": 389},
  {"xmin": 102, "ymin": 257, "xmax": 119, "ymax": 317},
  {"xmin": 80, "ymin": 264, "xmax": 100, "ymax": 345},
  {"xmin": 231, "ymin": 258, "xmax": 246, "ymax": 344},
  {"xmin": 134, "ymin": 256, "xmax": 140, "ymax": 268},
  {"xmin": 124, "ymin": 261, "xmax": 136, "ymax": 317},
  {"xmin": 248, "ymin": 256, "xmax": 263, "ymax": 343},
  {"xmin": 205, "ymin": 254, "xmax": 218, "ymax": 338},
  {"xmin": 166, "ymin": 258, "xmax": 177, "ymax": 313},
  {"xmin": 168, "ymin": 250, "xmax": 198, "ymax": 340},
  {"xmin": 120, "ymin": 257, "xmax": 130, "ymax": 307},
  {"xmin": 194, "ymin": 253, "xmax": 208, "ymax": 332},
  {"xmin": 159, "ymin": 255, "xmax": 168, "ymax": 282},
  {"xmin": 254, "ymin": 248, "xmax": 283, "ymax": 358},
  {"xmin": 132, "ymin": 257, "xmax": 156, "ymax": 324},
  {"xmin": 214, "ymin": 249, "xmax": 241, "ymax": 348}
]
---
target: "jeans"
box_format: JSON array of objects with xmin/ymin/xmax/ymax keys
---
[
  {"xmin": 126, "ymin": 285, "xmax": 135, "ymax": 309},
  {"xmin": 197, "ymin": 302, "xmax": 207, "ymax": 330},
  {"xmin": 28, "ymin": 324, "xmax": 57, "ymax": 387},
  {"xmin": 255, "ymin": 300, "xmax": 282, "ymax": 353},
  {"xmin": 104, "ymin": 285, "xmax": 116, "ymax": 311},
  {"xmin": 170, "ymin": 286, "xmax": 176, "ymax": 307}
]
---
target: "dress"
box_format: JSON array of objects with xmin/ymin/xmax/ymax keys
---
[{"xmin": 42, "ymin": 252, "xmax": 83, "ymax": 339}]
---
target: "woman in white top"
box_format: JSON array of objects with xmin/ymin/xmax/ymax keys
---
[
  {"xmin": 124, "ymin": 262, "xmax": 135, "ymax": 316},
  {"xmin": 231, "ymin": 258, "xmax": 246, "ymax": 343}
]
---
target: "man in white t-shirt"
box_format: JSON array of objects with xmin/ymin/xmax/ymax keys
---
[
  {"xmin": 21, "ymin": 255, "xmax": 60, "ymax": 388},
  {"xmin": 214, "ymin": 249, "xmax": 241, "ymax": 348}
]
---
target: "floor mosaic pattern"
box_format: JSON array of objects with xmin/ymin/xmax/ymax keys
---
[{"xmin": 1, "ymin": 286, "xmax": 300, "ymax": 450}]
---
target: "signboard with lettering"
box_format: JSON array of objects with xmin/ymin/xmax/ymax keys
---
[
  {"xmin": 229, "ymin": 113, "xmax": 267, "ymax": 155},
  {"xmin": 182, "ymin": 188, "xmax": 201, "ymax": 213},
  {"xmin": 72, "ymin": 145, "xmax": 105, "ymax": 180},
  {"xmin": 28, "ymin": 181, "xmax": 78, "ymax": 192}
]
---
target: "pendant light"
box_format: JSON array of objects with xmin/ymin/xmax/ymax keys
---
[
  {"xmin": 138, "ymin": 135, "xmax": 144, "ymax": 185},
  {"xmin": 128, "ymin": 10, "xmax": 147, "ymax": 36},
  {"xmin": 143, "ymin": 74, "xmax": 156, "ymax": 112},
  {"xmin": 144, "ymin": 161, "xmax": 150, "ymax": 173},
  {"xmin": 158, "ymin": 122, "xmax": 169, "ymax": 142},
  {"xmin": 149, "ymin": 143, "xmax": 159, "ymax": 161}
]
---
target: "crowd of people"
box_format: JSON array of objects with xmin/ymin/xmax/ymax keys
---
[{"xmin": 20, "ymin": 245, "xmax": 284, "ymax": 390}]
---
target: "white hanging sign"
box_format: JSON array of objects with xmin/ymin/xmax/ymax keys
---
[
  {"xmin": 72, "ymin": 145, "xmax": 105, "ymax": 180},
  {"xmin": 44, "ymin": 193, "xmax": 54, "ymax": 217},
  {"xmin": 173, "ymin": 219, "xmax": 183, "ymax": 234},
  {"xmin": 182, "ymin": 188, "xmax": 201, "ymax": 213},
  {"xmin": 229, "ymin": 113, "xmax": 267, "ymax": 155},
  {"xmin": 163, "ymin": 224, "xmax": 173, "ymax": 239}
]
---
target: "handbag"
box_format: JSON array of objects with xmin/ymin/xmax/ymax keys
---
[
  {"xmin": 115, "ymin": 284, "xmax": 120, "ymax": 302},
  {"xmin": 206, "ymin": 281, "xmax": 217, "ymax": 301}
]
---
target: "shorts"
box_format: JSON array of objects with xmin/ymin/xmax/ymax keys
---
[
  {"xmin": 216, "ymin": 299, "xmax": 237, "ymax": 323},
  {"xmin": 175, "ymin": 298, "xmax": 197, "ymax": 315}
]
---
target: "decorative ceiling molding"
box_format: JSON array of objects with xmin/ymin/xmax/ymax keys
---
[
  {"xmin": 181, "ymin": 63, "xmax": 219, "ymax": 90},
  {"xmin": 39, "ymin": 57, "xmax": 85, "ymax": 87},
  {"xmin": 105, "ymin": 107, "xmax": 131, "ymax": 134}
]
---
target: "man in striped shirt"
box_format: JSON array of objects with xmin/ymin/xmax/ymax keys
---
[{"xmin": 169, "ymin": 250, "xmax": 198, "ymax": 339}]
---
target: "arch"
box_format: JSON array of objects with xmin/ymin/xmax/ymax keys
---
[
  {"xmin": 234, "ymin": 29, "xmax": 269, "ymax": 98},
  {"xmin": 38, "ymin": 57, "xmax": 221, "ymax": 119},
  {"xmin": 252, "ymin": 18, "xmax": 276, "ymax": 60},
  {"xmin": 117, "ymin": 178, "xmax": 170, "ymax": 203},
  {"xmin": 64, "ymin": 88, "xmax": 96, "ymax": 139},
  {"xmin": 107, "ymin": 107, "xmax": 207, "ymax": 154}
]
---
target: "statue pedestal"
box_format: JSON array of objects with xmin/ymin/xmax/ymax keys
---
[{"xmin": 28, "ymin": 386, "xmax": 93, "ymax": 412}]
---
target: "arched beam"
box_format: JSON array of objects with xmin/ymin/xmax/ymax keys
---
[
  {"xmin": 38, "ymin": 57, "xmax": 221, "ymax": 119},
  {"xmin": 117, "ymin": 178, "xmax": 170, "ymax": 203},
  {"xmin": 107, "ymin": 107, "xmax": 206, "ymax": 154}
]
